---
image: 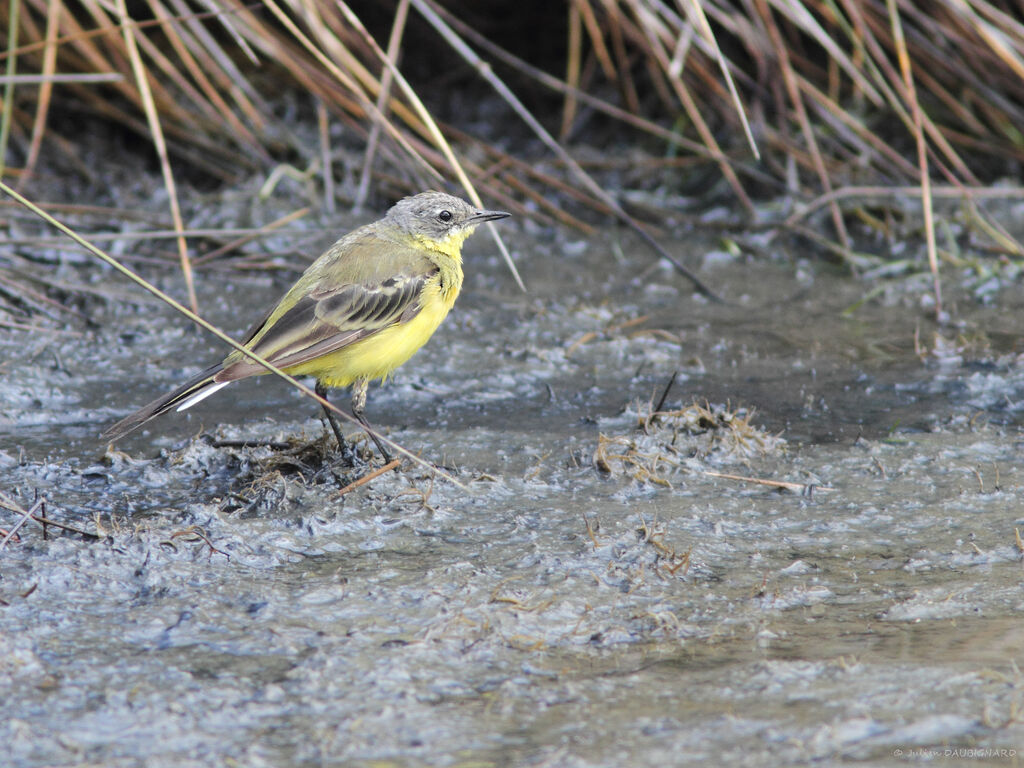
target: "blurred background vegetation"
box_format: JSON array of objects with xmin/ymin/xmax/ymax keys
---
[{"xmin": 3, "ymin": 0, "xmax": 1024, "ymax": 321}]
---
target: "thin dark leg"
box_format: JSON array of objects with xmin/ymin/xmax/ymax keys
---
[
  {"xmin": 316, "ymin": 380, "xmax": 356, "ymax": 464},
  {"xmin": 351, "ymin": 379, "xmax": 391, "ymax": 463}
]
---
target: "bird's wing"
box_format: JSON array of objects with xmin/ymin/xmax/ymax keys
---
[{"xmin": 215, "ymin": 233, "xmax": 435, "ymax": 382}]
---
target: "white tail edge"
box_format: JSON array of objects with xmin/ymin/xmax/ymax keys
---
[{"xmin": 176, "ymin": 381, "xmax": 230, "ymax": 412}]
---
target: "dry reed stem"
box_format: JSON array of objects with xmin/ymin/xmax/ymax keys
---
[
  {"xmin": 0, "ymin": 318, "xmax": 81, "ymax": 334},
  {"xmin": 355, "ymin": 0, "xmax": 409, "ymax": 211},
  {"xmin": 317, "ymin": 98, "xmax": 334, "ymax": 213},
  {"xmin": 578, "ymin": 0, "xmax": 615, "ymax": 81},
  {"xmin": 0, "ymin": 497, "xmax": 41, "ymax": 550},
  {"xmin": 758, "ymin": 0, "xmax": 849, "ymax": 252},
  {"xmin": 798, "ymin": 77, "xmax": 920, "ymax": 178},
  {"xmin": 16, "ymin": 0, "xmax": 56, "ymax": 189},
  {"xmin": 0, "ymin": 492, "xmax": 100, "ymax": 543},
  {"xmin": 146, "ymin": 0, "xmax": 262, "ymax": 153},
  {"xmin": 561, "ymin": 2, "xmax": 581, "ymax": 142},
  {"xmin": 888, "ymin": 0, "xmax": 941, "ymax": 317},
  {"xmin": 165, "ymin": 0, "xmax": 264, "ymax": 125},
  {"xmin": 257, "ymin": 0, "xmax": 441, "ymax": 186},
  {"xmin": 684, "ymin": 0, "xmax": 759, "ymax": 160},
  {"xmin": 0, "ymin": 0, "xmax": 19, "ymax": 179},
  {"xmin": 628, "ymin": 0, "xmax": 753, "ymax": 214},
  {"xmin": 116, "ymin": 0, "xmax": 197, "ymax": 313},
  {"xmin": 0, "ymin": 269, "xmax": 86, "ymax": 320},
  {"xmin": 354, "ymin": 0, "xmax": 405, "ymax": 211},
  {"xmin": 847, "ymin": 1, "xmax": 976, "ymax": 185},
  {"xmin": 703, "ymin": 470, "xmax": 834, "ymax": 494},
  {"xmin": 786, "ymin": 184, "xmax": 1024, "ymax": 227},
  {"xmin": 436, "ymin": 8, "xmax": 713, "ymax": 160},
  {"xmin": 191, "ymin": 207, "xmax": 311, "ymax": 266}
]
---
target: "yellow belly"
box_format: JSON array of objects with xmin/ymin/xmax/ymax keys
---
[{"xmin": 282, "ymin": 281, "xmax": 453, "ymax": 388}]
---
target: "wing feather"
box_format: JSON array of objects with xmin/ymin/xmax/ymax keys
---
[{"xmin": 215, "ymin": 232, "xmax": 435, "ymax": 382}]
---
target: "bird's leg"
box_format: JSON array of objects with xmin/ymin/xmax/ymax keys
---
[
  {"xmin": 315, "ymin": 380, "xmax": 356, "ymax": 464},
  {"xmin": 351, "ymin": 379, "xmax": 392, "ymax": 463}
]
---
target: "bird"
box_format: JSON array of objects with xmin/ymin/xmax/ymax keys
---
[{"xmin": 103, "ymin": 190, "xmax": 511, "ymax": 463}]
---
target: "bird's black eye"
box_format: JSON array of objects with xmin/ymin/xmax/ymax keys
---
[{"xmin": 438, "ymin": 210, "xmax": 452, "ymax": 223}]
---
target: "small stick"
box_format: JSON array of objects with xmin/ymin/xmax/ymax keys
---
[
  {"xmin": 30, "ymin": 514, "xmax": 102, "ymax": 540},
  {"xmin": 0, "ymin": 320, "xmax": 83, "ymax": 336},
  {"xmin": 703, "ymin": 470, "xmax": 834, "ymax": 493},
  {"xmin": 581, "ymin": 512, "xmax": 600, "ymax": 550},
  {"xmin": 168, "ymin": 526, "xmax": 229, "ymax": 559},
  {"xmin": 335, "ymin": 459, "xmax": 402, "ymax": 497},
  {"xmin": 888, "ymin": 0, "xmax": 941, "ymax": 317},
  {"xmin": 653, "ymin": 370, "xmax": 679, "ymax": 416},
  {"xmin": 0, "ymin": 494, "xmax": 99, "ymax": 543},
  {"xmin": 0, "ymin": 499, "xmax": 43, "ymax": 550}
]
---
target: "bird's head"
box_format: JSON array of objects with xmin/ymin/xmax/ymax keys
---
[{"xmin": 386, "ymin": 191, "xmax": 510, "ymax": 255}]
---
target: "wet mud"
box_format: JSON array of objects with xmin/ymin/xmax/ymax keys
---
[{"xmin": 3, "ymin": 216, "xmax": 1024, "ymax": 766}]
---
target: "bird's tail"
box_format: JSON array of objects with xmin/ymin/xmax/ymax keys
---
[{"xmin": 102, "ymin": 363, "xmax": 229, "ymax": 441}]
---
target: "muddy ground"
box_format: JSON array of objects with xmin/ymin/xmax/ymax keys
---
[{"xmin": 2, "ymin": 185, "xmax": 1024, "ymax": 767}]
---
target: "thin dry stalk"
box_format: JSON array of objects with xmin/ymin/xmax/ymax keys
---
[
  {"xmin": 0, "ymin": 497, "xmax": 42, "ymax": 550},
  {"xmin": 355, "ymin": 0, "xmax": 409, "ymax": 211},
  {"xmin": 757, "ymin": 0, "xmax": 849, "ymax": 251},
  {"xmin": 0, "ymin": 0, "xmax": 19, "ymax": 178},
  {"xmin": 703, "ymin": 470, "xmax": 834, "ymax": 494},
  {"xmin": 682, "ymin": 0, "xmax": 759, "ymax": 160},
  {"xmin": 626, "ymin": 0, "xmax": 753, "ymax": 214},
  {"xmin": 116, "ymin": 0, "xmax": 197, "ymax": 313},
  {"xmin": 438, "ymin": 4, "xmax": 712, "ymax": 159},
  {"xmin": 16, "ymin": 0, "xmax": 56, "ymax": 189},
  {"xmin": 335, "ymin": 458, "xmax": 402, "ymax": 497},
  {"xmin": 888, "ymin": 0, "xmax": 941, "ymax": 316},
  {"xmin": 145, "ymin": 0, "xmax": 263, "ymax": 153},
  {"xmin": 561, "ymin": 0, "xmax": 582, "ymax": 141},
  {"xmin": 191, "ymin": 207, "xmax": 311, "ymax": 266},
  {"xmin": 164, "ymin": 0, "xmax": 265, "ymax": 125},
  {"xmin": 317, "ymin": 98, "xmax": 334, "ymax": 213}
]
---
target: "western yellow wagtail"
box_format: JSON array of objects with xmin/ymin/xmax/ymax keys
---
[{"xmin": 104, "ymin": 191, "xmax": 510, "ymax": 462}]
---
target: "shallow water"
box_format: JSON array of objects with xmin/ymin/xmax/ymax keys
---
[{"xmin": 3, "ymin": 220, "xmax": 1024, "ymax": 767}]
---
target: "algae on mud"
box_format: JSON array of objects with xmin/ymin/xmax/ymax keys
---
[{"xmin": 3, "ymin": 206, "xmax": 1024, "ymax": 766}]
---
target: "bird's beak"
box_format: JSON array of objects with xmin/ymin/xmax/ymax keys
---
[{"xmin": 468, "ymin": 208, "xmax": 511, "ymax": 225}]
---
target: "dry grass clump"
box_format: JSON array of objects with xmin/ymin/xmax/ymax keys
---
[
  {"xmin": 593, "ymin": 400, "xmax": 785, "ymax": 487},
  {"xmin": 4, "ymin": 2, "xmax": 1024, "ymax": 222}
]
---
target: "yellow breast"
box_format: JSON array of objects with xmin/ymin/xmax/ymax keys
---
[{"xmin": 283, "ymin": 276, "xmax": 456, "ymax": 388}]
